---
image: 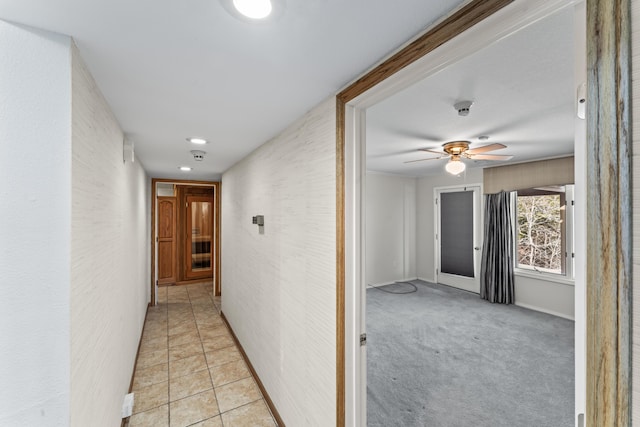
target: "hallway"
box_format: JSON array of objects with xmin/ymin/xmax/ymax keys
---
[{"xmin": 127, "ymin": 283, "xmax": 277, "ymax": 426}]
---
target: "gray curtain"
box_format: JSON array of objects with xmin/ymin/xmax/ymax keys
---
[{"xmin": 480, "ymin": 191, "xmax": 515, "ymax": 304}]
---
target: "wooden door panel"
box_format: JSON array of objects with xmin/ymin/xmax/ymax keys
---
[
  {"xmin": 158, "ymin": 197, "xmax": 176, "ymax": 284},
  {"xmin": 158, "ymin": 199, "xmax": 175, "ymax": 239},
  {"xmin": 158, "ymin": 241, "xmax": 174, "ymax": 280}
]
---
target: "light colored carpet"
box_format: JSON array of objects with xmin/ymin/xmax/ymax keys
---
[{"xmin": 366, "ymin": 280, "xmax": 574, "ymax": 427}]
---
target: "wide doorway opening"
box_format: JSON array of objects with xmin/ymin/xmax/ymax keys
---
[
  {"xmin": 342, "ymin": 1, "xmax": 586, "ymax": 425},
  {"xmin": 151, "ymin": 179, "xmax": 221, "ymax": 305}
]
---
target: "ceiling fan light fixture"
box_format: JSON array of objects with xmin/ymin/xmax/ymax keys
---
[
  {"xmin": 233, "ymin": 0, "xmax": 272, "ymax": 19},
  {"xmin": 445, "ymin": 158, "xmax": 466, "ymax": 175}
]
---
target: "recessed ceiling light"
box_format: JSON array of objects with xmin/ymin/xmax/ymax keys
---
[
  {"xmin": 179, "ymin": 166, "xmax": 192, "ymax": 171},
  {"xmin": 187, "ymin": 137, "xmax": 208, "ymax": 145},
  {"xmin": 233, "ymin": 0, "xmax": 272, "ymax": 19}
]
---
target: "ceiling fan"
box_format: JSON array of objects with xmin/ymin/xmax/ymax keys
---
[{"xmin": 405, "ymin": 140, "xmax": 513, "ymax": 174}]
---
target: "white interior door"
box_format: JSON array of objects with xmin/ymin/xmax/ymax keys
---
[{"xmin": 435, "ymin": 185, "xmax": 482, "ymax": 294}]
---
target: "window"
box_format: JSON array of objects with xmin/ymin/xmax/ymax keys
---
[{"xmin": 514, "ymin": 185, "xmax": 574, "ymax": 279}]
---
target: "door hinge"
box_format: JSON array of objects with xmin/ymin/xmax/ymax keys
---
[
  {"xmin": 360, "ymin": 333, "xmax": 367, "ymax": 346},
  {"xmin": 156, "ymin": 236, "xmax": 158, "ymax": 242}
]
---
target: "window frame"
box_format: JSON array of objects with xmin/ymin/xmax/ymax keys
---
[{"xmin": 512, "ymin": 185, "xmax": 575, "ymax": 285}]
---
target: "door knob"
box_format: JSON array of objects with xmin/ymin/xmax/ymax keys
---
[{"xmin": 474, "ymin": 247, "xmax": 480, "ymax": 250}]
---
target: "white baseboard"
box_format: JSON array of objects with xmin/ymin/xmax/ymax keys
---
[{"xmin": 514, "ymin": 301, "xmax": 575, "ymax": 321}]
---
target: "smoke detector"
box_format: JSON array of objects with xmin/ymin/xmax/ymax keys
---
[
  {"xmin": 454, "ymin": 101, "xmax": 473, "ymax": 117},
  {"xmin": 190, "ymin": 150, "xmax": 206, "ymax": 161}
]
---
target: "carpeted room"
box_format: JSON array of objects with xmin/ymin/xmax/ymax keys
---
[
  {"xmin": 364, "ymin": 170, "xmax": 577, "ymax": 426},
  {"xmin": 361, "ymin": 6, "xmax": 580, "ymax": 426},
  {"xmin": 364, "ymin": 169, "xmax": 576, "ymax": 427},
  {"xmin": 366, "ymin": 280, "xmax": 573, "ymax": 427}
]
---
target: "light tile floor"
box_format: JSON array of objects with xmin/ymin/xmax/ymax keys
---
[{"xmin": 125, "ymin": 283, "xmax": 277, "ymax": 427}]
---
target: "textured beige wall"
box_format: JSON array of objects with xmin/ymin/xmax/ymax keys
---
[
  {"xmin": 70, "ymin": 43, "xmax": 150, "ymax": 426},
  {"xmin": 221, "ymin": 97, "xmax": 336, "ymax": 425},
  {"xmin": 483, "ymin": 156, "xmax": 574, "ymax": 194}
]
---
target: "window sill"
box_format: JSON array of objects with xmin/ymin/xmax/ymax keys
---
[{"xmin": 514, "ymin": 268, "xmax": 575, "ymax": 286}]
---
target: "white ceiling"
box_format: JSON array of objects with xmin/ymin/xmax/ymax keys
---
[
  {"xmin": 366, "ymin": 7, "xmax": 577, "ymax": 177},
  {"xmin": 0, "ymin": 0, "xmax": 472, "ymax": 180}
]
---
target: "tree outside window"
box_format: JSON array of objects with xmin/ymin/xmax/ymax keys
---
[{"xmin": 516, "ymin": 187, "xmax": 567, "ymax": 275}]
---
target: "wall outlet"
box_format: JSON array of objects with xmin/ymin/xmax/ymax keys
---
[{"xmin": 122, "ymin": 393, "xmax": 134, "ymax": 418}]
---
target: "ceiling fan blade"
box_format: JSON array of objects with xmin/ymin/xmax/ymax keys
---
[
  {"xmin": 419, "ymin": 148, "xmax": 447, "ymax": 155},
  {"xmin": 468, "ymin": 154, "xmax": 514, "ymax": 161},
  {"xmin": 404, "ymin": 156, "xmax": 448, "ymax": 164},
  {"xmin": 465, "ymin": 143, "xmax": 507, "ymax": 155}
]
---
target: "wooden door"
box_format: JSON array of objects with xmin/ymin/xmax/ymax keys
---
[
  {"xmin": 157, "ymin": 197, "xmax": 177, "ymax": 285},
  {"xmin": 185, "ymin": 195, "xmax": 214, "ymax": 280}
]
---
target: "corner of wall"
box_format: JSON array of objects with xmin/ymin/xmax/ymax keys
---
[
  {"xmin": 0, "ymin": 20, "xmax": 73, "ymax": 426},
  {"xmin": 70, "ymin": 43, "xmax": 150, "ymax": 427}
]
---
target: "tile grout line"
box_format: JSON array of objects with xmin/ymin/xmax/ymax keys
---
[
  {"xmin": 165, "ymin": 287, "xmax": 170, "ymax": 426},
  {"xmin": 204, "ymin": 282, "xmax": 227, "ymax": 427},
  {"xmin": 216, "ymin": 397, "xmax": 264, "ymax": 416},
  {"xmin": 139, "ymin": 283, "xmax": 273, "ymax": 426},
  {"xmin": 191, "ymin": 283, "xmax": 224, "ymax": 425}
]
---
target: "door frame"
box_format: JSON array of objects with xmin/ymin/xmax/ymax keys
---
[
  {"xmin": 337, "ymin": 0, "xmax": 630, "ymax": 426},
  {"xmin": 151, "ymin": 179, "xmax": 221, "ymax": 305},
  {"xmin": 434, "ymin": 184, "xmax": 483, "ymax": 294}
]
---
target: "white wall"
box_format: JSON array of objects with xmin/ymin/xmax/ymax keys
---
[
  {"xmin": 365, "ymin": 173, "xmax": 417, "ymax": 285},
  {"xmin": 221, "ymin": 97, "xmax": 336, "ymax": 425},
  {"xmin": 514, "ymin": 276, "xmax": 574, "ymax": 319},
  {"xmin": 0, "ymin": 21, "xmax": 72, "ymax": 426},
  {"xmin": 0, "ymin": 22, "xmax": 151, "ymax": 425},
  {"xmin": 415, "ymin": 168, "xmax": 574, "ymax": 318},
  {"xmin": 70, "ymin": 44, "xmax": 150, "ymax": 426}
]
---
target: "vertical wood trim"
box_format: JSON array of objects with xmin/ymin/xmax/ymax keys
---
[
  {"xmin": 151, "ymin": 179, "xmax": 158, "ymax": 306},
  {"xmin": 586, "ymin": 0, "xmax": 632, "ymax": 425},
  {"xmin": 336, "ymin": 98, "xmax": 346, "ymax": 427},
  {"xmin": 214, "ymin": 182, "xmax": 222, "ymax": 296},
  {"xmin": 334, "ymin": 1, "xmax": 513, "ymax": 425}
]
